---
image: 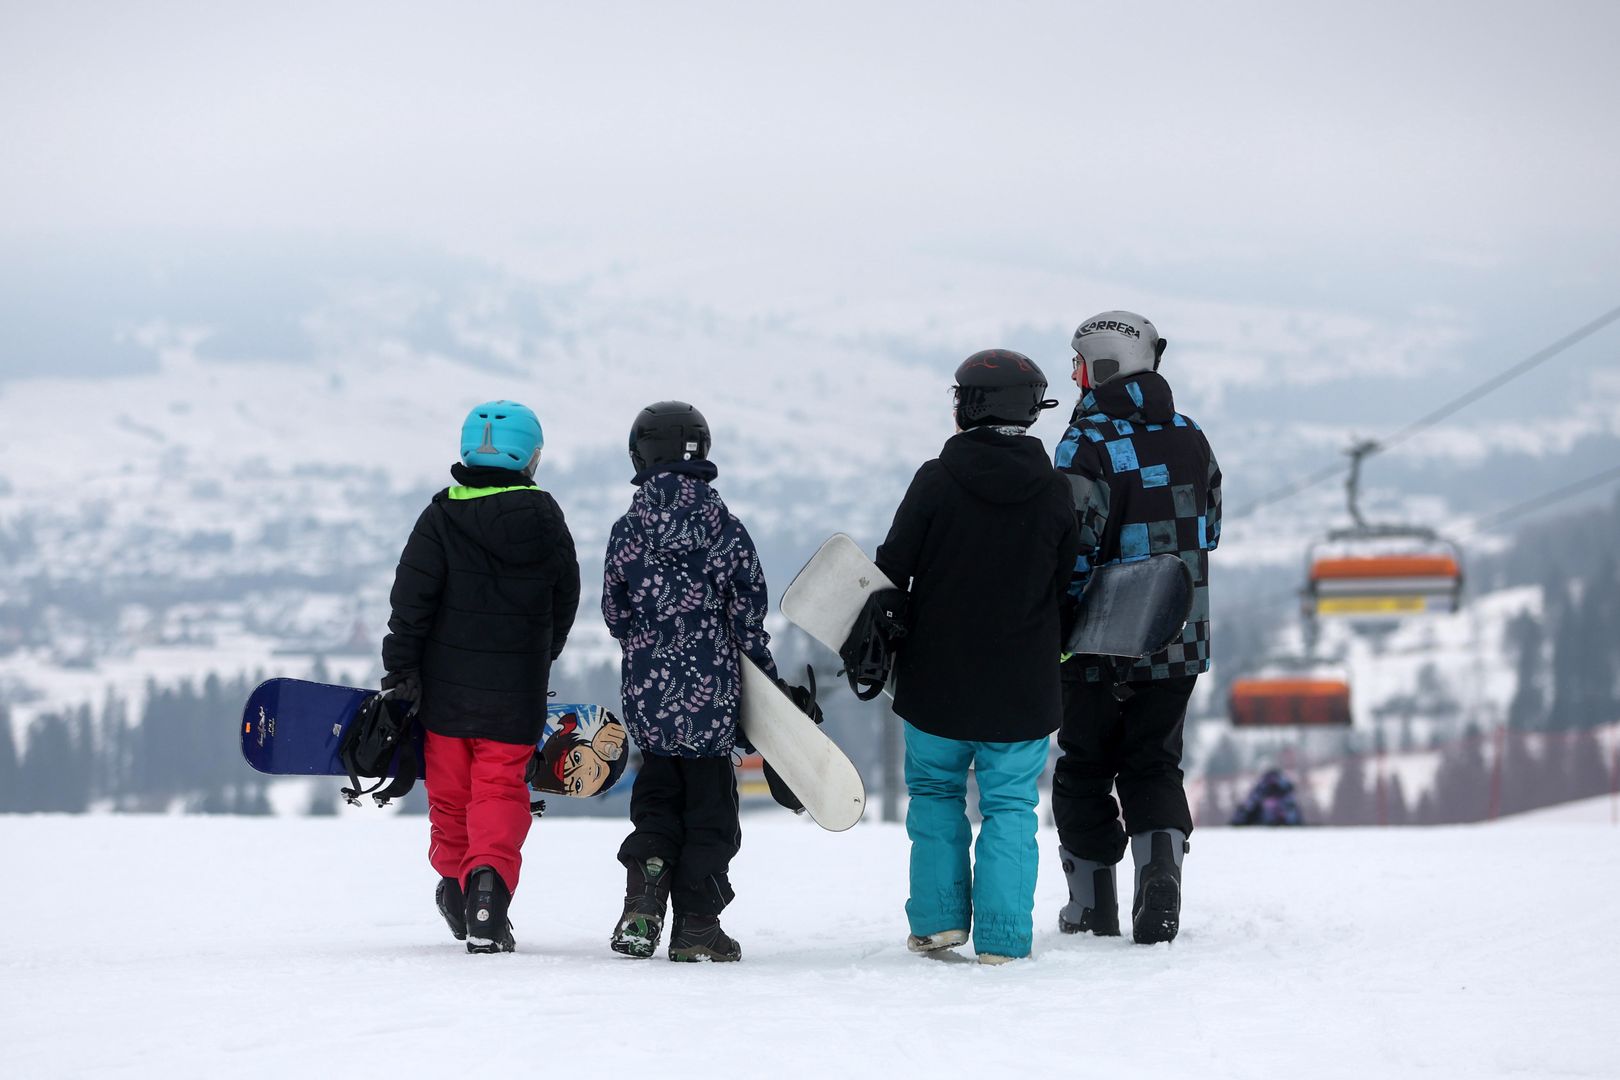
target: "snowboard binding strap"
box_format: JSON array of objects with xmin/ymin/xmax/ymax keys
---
[
  {"xmin": 838, "ymin": 589, "xmax": 909, "ymax": 701},
  {"xmin": 339, "ymin": 691, "xmax": 421, "ymax": 808}
]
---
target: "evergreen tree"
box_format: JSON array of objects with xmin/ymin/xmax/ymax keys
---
[
  {"xmin": 1505, "ymin": 611, "xmax": 1546, "ymax": 732},
  {"xmin": 1384, "ymin": 772, "xmax": 1410, "ymax": 826},
  {"xmin": 1413, "ymin": 789, "xmax": 1438, "ymax": 826},
  {"xmin": 236, "ymin": 782, "xmax": 274, "ymax": 816},
  {"xmin": 0, "ymin": 707, "xmax": 17, "ymax": 813},
  {"xmin": 19, "ymin": 714, "xmax": 89, "ymax": 813},
  {"xmin": 1330, "ymin": 753, "xmax": 1374, "ymax": 826},
  {"xmin": 305, "ymin": 784, "xmax": 339, "ymax": 817},
  {"xmin": 1429, "ymin": 725, "xmax": 1491, "ymax": 824},
  {"xmin": 1498, "ymin": 732, "xmax": 1550, "ymax": 816},
  {"xmin": 1203, "ymin": 734, "xmax": 1242, "ymax": 780},
  {"xmin": 1564, "ymin": 728, "xmax": 1612, "ymax": 802},
  {"xmin": 97, "ymin": 690, "xmax": 132, "ymax": 805}
]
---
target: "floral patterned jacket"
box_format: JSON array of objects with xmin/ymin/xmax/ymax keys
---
[{"xmin": 602, "ymin": 462, "xmax": 777, "ymax": 758}]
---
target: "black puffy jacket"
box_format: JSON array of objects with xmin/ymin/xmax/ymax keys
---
[
  {"xmin": 875, "ymin": 427, "xmax": 1081, "ymax": 743},
  {"xmin": 382, "ymin": 464, "xmax": 581, "ymax": 744}
]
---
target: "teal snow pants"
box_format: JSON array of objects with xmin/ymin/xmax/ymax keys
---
[{"xmin": 904, "ymin": 722, "xmax": 1048, "ymax": 958}]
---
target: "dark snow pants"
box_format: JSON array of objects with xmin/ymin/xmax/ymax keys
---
[
  {"xmin": 617, "ymin": 753, "xmax": 740, "ymax": 916},
  {"xmin": 1051, "ymin": 670, "xmax": 1197, "ymax": 865}
]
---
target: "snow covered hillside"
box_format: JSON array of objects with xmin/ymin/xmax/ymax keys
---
[{"xmin": 2, "ymin": 814, "xmax": 1615, "ymax": 1079}]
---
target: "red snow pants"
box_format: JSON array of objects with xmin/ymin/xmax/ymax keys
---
[{"xmin": 424, "ymin": 730, "xmax": 534, "ymax": 893}]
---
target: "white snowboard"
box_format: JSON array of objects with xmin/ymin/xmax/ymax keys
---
[
  {"xmin": 738, "ymin": 656, "xmax": 866, "ymax": 832},
  {"xmin": 780, "ymin": 534, "xmax": 899, "ymax": 655}
]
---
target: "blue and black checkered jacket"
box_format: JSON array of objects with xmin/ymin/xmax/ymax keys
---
[{"xmin": 1054, "ymin": 372, "xmax": 1221, "ymax": 681}]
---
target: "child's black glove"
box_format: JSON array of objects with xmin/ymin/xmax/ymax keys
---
[
  {"xmin": 380, "ymin": 669, "xmax": 422, "ymax": 713},
  {"xmin": 774, "ymin": 664, "xmax": 825, "ymax": 726}
]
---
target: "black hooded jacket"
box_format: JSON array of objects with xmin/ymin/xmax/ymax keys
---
[
  {"xmin": 382, "ymin": 463, "xmax": 581, "ymax": 744},
  {"xmin": 875, "ymin": 427, "xmax": 1082, "ymax": 743}
]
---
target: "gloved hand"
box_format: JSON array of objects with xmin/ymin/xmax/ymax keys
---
[
  {"xmin": 380, "ymin": 669, "xmax": 422, "ymax": 713},
  {"xmin": 774, "ymin": 664, "xmax": 825, "ymax": 726}
]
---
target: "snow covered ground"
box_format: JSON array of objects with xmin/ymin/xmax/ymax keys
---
[{"xmin": 3, "ymin": 814, "xmax": 1616, "ymax": 1078}]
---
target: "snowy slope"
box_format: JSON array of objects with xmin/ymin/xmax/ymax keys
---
[{"xmin": 1, "ymin": 815, "xmax": 1615, "ymax": 1079}]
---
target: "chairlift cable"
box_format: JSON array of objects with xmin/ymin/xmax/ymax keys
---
[
  {"xmin": 1377, "ymin": 304, "xmax": 1620, "ymax": 454},
  {"xmin": 1231, "ymin": 303, "xmax": 1620, "ymax": 520},
  {"xmin": 1456, "ymin": 462, "xmax": 1620, "ymax": 539}
]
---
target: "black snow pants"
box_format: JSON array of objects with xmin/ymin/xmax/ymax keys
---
[
  {"xmin": 1051, "ymin": 669, "xmax": 1197, "ymax": 865},
  {"xmin": 617, "ymin": 753, "xmax": 740, "ymax": 916}
]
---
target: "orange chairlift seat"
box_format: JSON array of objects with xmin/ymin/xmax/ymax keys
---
[
  {"xmin": 1230, "ymin": 677, "xmax": 1352, "ymax": 727},
  {"xmin": 1307, "ymin": 550, "xmax": 1463, "ymax": 617},
  {"xmin": 1302, "ymin": 440, "xmax": 1465, "ymax": 619}
]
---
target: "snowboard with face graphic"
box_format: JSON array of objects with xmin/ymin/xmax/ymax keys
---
[{"xmin": 241, "ymin": 678, "xmax": 629, "ymax": 799}]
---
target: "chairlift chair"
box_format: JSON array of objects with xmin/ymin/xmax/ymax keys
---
[
  {"xmin": 1229, "ymin": 655, "xmax": 1352, "ymax": 728},
  {"xmin": 1302, "ymin": 440, "xmax": 1465, "ymax": 621}
]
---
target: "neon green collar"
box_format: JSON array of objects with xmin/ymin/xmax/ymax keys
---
[{"xmin": 447, "ymin": 484, "xmax": 536, "ymax": 501}]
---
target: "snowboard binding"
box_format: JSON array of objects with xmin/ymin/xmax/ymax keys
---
[
  {"xmin": 838, "ymin": 588, "xmax": 909, "ymax": 700},
  {"xmin": 338, "ymin": 691, "xmax": 419, "ymax": 808}
]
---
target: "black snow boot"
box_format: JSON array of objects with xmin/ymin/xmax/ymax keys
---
[
  {"xmin": 1058, "ymin": 847, "xmax": 1120, "ymax": 936},
  {"xmin": 668, "ymin": 914, "xmax": 741, "ymax": 962},
  {"xmin": 1130, "ymin": 829, "xmax": 1187, "ymax": 945},
  {"xmin": 611, "ymin": 856, "xmax": 674, "ymax": 959},
  {"xmin": 464, "ymin": 865, "xmax": 515, "ymax": 954},
  {"xmin": 437, "ymin": 876, "xmax": 467, "ymax": 941}
]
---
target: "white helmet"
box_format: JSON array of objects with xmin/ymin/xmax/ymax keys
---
[{"xmin": 1071, "ymin": 310, "xmax": 1166, "ymax": 387}]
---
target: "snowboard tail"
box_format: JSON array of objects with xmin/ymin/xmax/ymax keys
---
[
  {"xmin": 737, "ymin": 658, "xmax": 865, "ymax": 831},
  {"xmin": 241, "ymin": 678, "xmax": 628, "ymax": 799}
]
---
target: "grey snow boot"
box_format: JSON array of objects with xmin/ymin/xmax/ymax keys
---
[
  {"xmin": 668, "ymin": 914, "xmax": 741, "ymax": 962},
  {"xmin": 611, "ymin": 856, "xmax": 673, "ymax": 959},
  {"xmin": 1058, "ymin": 847, "xmax": 1120, "ymax": 936},
  {"xmin": 1130, "ymin": 829, "xmax": 1187, "ymax": 945}
]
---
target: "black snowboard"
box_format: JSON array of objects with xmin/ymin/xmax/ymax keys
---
[{"xmin": 1064, "ymin": 555, "xmax": 1194, "ymax": 658}]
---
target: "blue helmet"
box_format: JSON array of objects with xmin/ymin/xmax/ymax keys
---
[{"xmin": 460, "ymin": 401, "xmax": 543, "ymax": 472}]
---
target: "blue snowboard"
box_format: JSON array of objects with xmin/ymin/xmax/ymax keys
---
[{"xmin": 241, "ymin": 678, "xmax": 628, "ymax": 799}]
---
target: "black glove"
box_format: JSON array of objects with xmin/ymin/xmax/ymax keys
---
[
  {"xmin": 774, "ymin": 664, "xmax": 824, "ymax": 725},
  {"xmin": 380, "ymin": 669, "xmax": 422, "ymax": 713},
  {"xmin": 763, "ymin": 760, "xmax": 805, "ymax": 814}
]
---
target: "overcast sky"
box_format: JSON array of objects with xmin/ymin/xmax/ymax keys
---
[{"xmin": 4, "ymin": 0, "xmax": 1617, "ymax": 282}]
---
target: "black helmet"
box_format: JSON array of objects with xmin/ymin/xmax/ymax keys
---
[
  {"xmin": 953, "ymin": 350, "xmax": 1058, "ymax": 428},
  {"xmin": 628, "ymin": 401, "xmax": 712, "ymax": 473}
]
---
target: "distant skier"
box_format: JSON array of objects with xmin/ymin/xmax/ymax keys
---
[
  {"xmin": 604, "ymin": 401, "xmax": 804, "ymax": 962},
  {"xmin": 1231, "ymin": 769, "xmax": 1305, "ymax": 826},
  {"xmin": 869, "ymin": 352, "xmax": 1080, "ymax": 964},
  {"xmin": 381, "ymin": 400, "xmax": 580, "ymax": 953},
  {"xmin": 1052, "ymin": 311, "xmax": 1221, "ymax": 945}
]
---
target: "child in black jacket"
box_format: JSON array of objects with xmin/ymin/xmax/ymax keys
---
[{"xmin": 381, "ymin": 400, "xmax": 580, "ymax": 953}]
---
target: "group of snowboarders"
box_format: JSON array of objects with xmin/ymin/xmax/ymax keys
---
[{"xmin": 379, "ymin": 308, "xmax": 1219, "ymax": 963}]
